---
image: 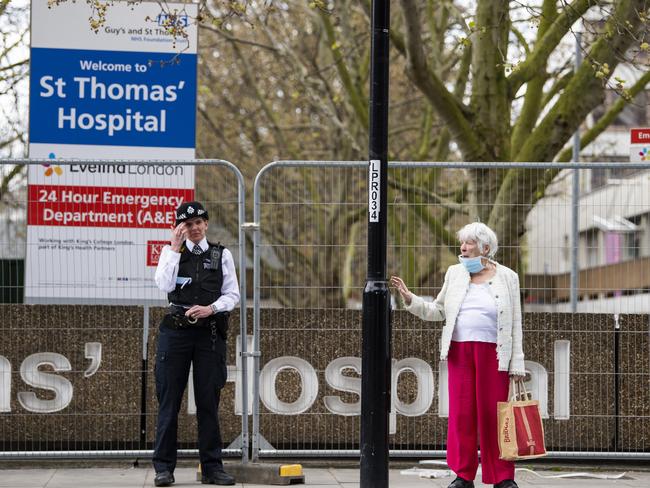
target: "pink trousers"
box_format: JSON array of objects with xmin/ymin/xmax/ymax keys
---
[{"xmin": 447, "ymin": 341, "xmax": 514, "ymax": 484}]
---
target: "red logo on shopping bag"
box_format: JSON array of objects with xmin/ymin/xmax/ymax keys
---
[{"xmin": 502, "ymin": 416, "xmax": 511, "ymax": 443}]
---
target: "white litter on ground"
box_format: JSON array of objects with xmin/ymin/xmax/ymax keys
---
[
  {"xmin": 399, "ymin": 467, "xmax": 453, "ymax": 479},
  {"xmin": 515, "ymin": 468, "xmax": 628, "ymax": 480}
]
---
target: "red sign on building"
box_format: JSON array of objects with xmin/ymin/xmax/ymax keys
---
[{"xmin": 630, "ymin": 128, "xmax": 650, "ymax": 144}]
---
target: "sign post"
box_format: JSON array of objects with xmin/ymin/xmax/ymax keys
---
[{"xmin": 26, "ymin": 1, "xmax": 198, "ymax": 304}]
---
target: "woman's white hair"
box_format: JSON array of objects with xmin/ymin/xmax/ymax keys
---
[{"xmin": 457, "ymin": 222, "xmax": 498, "ymax": 258}]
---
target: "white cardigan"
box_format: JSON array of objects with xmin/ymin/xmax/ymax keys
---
[{"xmin": 404, "ymin": 263, "xmax": 525, "ymax": 375}]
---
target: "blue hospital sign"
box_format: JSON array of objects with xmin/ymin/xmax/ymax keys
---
[{"xmin": 30, "ymin": 48, "xmax": 196, "ymax": 148}]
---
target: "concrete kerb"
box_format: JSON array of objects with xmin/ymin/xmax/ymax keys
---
[{"xmin": 197, "ymin": 462, "xmax": 305, "ymax": 485}]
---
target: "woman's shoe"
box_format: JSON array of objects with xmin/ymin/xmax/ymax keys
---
[
  {"xmin": 494, "ymin": 480, "xmax": 519, "ymax": 488},
  {"xmin": 448, "ymin": 476, "xmax": 475, "ymax": 488}
]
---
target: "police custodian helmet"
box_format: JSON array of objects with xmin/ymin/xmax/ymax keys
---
[{"xmin": 175, "ymin": 201, "xmax": 209, "ymax": 226}]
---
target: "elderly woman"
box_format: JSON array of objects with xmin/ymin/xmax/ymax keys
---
[{"xmin": 391, "ymin": 222, "xmax": 525, "ymax": 488}]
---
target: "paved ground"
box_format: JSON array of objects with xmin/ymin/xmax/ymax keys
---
[{"xmin": 0, "ymin": 463, "xmax": 649, "ymax": 488}]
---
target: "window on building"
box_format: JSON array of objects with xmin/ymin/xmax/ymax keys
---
[
  {"xmin": 623, "ymin": 232, "xmax": 641, "ymax": 260},
  {"xmin": 589, "ymin": 161, "xmax": 643, "ymax": 192},
  {"xmin": 625, "ymin": 214, "xmax": 645, "ymax": 260},
  {"xmin": 585, "ymin": 229, "xmax": 600, "ymax": 268}
]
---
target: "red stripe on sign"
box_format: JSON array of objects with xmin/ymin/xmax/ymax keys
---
[
  {"xmin": 27, "ymin": 185, "xmax": 194, "ymax": 229},
  {"xmin": 631, "ymin": 129, "xmax": 650, "ymax": 144}
]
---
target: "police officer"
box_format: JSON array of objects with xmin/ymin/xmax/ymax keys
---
[{"xmin": 152, "ymin": 201, "xmax": 239, "ymax": 486}]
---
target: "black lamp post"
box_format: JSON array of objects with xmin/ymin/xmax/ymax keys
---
[{"xmin": 360, "ymin": 1, "xmax": 391, "ymax": 487}]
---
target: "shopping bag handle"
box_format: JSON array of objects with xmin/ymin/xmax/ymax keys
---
[{"xmin": 510, "ymin": 377, "xmax": 532, "ymax": 402}]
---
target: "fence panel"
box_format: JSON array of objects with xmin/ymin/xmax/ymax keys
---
[
  {"xmin": 2, "ymin": 159, "xmax": 649, "ymax": 459},
  {"xmin": 0, "ymin": 159, "xmax": 248, "ymax": 460},
  {"xmin": 252, "ymin": 161, "xmax": 650, "ymax": 459}
]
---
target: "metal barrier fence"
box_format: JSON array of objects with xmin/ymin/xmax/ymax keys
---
[
  {"xmin": 0, "ymin": 159, "xmax": 249, "ymax": 461},
  {"xmin": 251, "ymin": 161, "xmax": 650, "ymax": 460},
  {"xmin": 2, "ymin": 159, "xmax": 650, "ymax": 461}
]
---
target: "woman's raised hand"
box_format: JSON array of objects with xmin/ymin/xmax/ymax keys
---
[
  {"xmin": 390, "ymin": 275, "xmax": 413, "ymax": 306},
  {"xmin": 170, "ymin": 223, "xmax": 187, "ymax": 252}
]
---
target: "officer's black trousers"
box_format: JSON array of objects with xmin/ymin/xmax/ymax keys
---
[{"xmin": 153, "ymin": 323, "xmax": 228, "ymax": 475}]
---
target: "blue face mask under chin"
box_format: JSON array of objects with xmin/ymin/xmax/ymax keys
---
[{"xmin": 458, "ymin": 255, "xmax": 485, "ymax": 274}]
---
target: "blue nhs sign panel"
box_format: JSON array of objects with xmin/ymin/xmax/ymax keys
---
[{"xmin": 29, "ymin": 1, "xmax": 197, "ymax": 156}]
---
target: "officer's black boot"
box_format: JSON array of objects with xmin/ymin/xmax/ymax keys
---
[
  {"xmin": 154, "ymin": 471, "xmax": 175, "ymax": 487},
  {"xmin": 201, "ymin": 469, "xmax": 235, "ymax": 485}
]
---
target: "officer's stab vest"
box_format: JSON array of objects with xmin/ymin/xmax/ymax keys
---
[{"xmin": 168, "ymin": 242, "xmax": 224, "ymax": 307}]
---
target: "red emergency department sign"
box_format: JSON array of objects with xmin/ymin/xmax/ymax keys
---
[{"xmin": 631, "ymin": 128, "xmax": 650, "ymax": 162}]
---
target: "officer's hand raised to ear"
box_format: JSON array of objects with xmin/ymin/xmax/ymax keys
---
[{"xmin": 170, "ymin": 223, "xmax": 187, "ymax": 252}]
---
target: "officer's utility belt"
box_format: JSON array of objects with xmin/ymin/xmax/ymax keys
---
[{"xmin": 163, "ymin": 305, "xmax": 229, "ymax": 339}]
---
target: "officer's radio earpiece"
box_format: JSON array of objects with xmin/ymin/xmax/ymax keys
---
[{"xmin": 210, "ymin": 245, "xmax": 222, "ymax": 270}]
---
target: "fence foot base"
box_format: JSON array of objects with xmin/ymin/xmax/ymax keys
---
[{"xmin": 197, "ymin": 462, "xmax": 305, "ymax": 485}]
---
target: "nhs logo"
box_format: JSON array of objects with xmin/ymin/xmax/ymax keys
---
[{"xmin": 156, "ymin": 13, "xmax": 190, "ymax": 28}]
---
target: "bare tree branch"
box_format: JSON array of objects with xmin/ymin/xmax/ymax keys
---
[
  {"xmin": 507, "ymin": 0, "xmax": 599, "ymax": 97},
  {"xmin": 398, "ymin": 0, "xmax": 486, "ymax": 160},
  {"xmin": 556, "ymin": 70, "xmax": 650, "ymax": 162}
]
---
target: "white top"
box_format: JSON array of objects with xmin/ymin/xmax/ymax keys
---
[
  {"xmin": 154, "ymin": 238, "xmax": 240, "ymax": 312},
  {"xmin": 451, "ymin": 283, "xmax": 498, "ymax": 343},
  {"xmin": 403, "ymin": 263, "xmax": 525, "ymax": 375}
]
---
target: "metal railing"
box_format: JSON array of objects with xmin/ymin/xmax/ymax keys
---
[
  {"xmin": 0, "ymin": 159, "xmax": 249, "ymax": 461},
  {"xmin": 2, "ymin": 159, "xmax": 650, "ymax": 461},
  {"xmin": 250, "ymin": 160, "xmax": 650, "ymax": 460}
]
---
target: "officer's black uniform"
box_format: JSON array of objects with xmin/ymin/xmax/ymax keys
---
[{"xmin": 152, "ymin": 202, "xmax": 234, "ymax": 486}]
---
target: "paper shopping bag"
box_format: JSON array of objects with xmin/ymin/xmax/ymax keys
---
[{"xmin": 498, "ymin": 378, "xmax": 547, "ymax": 461}]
